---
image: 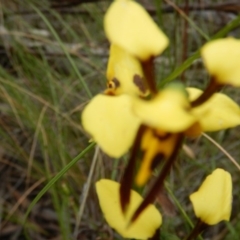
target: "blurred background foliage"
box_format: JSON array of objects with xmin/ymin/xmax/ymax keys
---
[{"xmin": 0, "ymin": 0, "xmax": 240, "ymax": 239}]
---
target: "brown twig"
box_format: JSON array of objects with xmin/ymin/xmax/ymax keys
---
[{"xmin": 6, "ymin": 2, "xmax": 240, "ymax": 16}]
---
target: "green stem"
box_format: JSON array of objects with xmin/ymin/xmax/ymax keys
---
[{"xmin": 160, "ymin": 14, "xmax": 240, "ymax": 86}]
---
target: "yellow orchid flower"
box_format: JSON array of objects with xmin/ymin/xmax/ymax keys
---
[
  {"xmin": 187, "ymin": 88, "xmax": 240, "ymax": 132},
  {"xmin": 96, "ymin": 179, "xmax": 162, "ymax": 239},
  {"xmin": 106, "ymin": 44, "xmax": 149, "ymax": 96},
  {"xmin": 104, "ymin": 0, "xmax": 169, "ymax": 61},
  {"xmin": 189, "ymin": 168, "xmax": 232, "ymax": 225},
  {"xmin": 82, "ymin": 85, "xmax": 239, "ymax": 189},
  {"xmin": 201, "ymin": 38, "xmax": 240, "ymax": 86},
  {"xmin": 133, "ymin": 85, "xmax": 238, "ymax": 186},
  {"xmin": 82, "ymin": 86, "xmax": 196, "ymax": 158}
]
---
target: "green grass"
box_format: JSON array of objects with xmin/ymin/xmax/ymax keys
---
[{"xmin": 0, "ymin": 0, "xmax": 240, "ymax": 239}]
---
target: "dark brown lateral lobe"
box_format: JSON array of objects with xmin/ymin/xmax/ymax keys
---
[
  {"xmin": 141, "ymin": 57, "xmax": 157, "ymax": 94},
  {"xmin": 112, "ymin": 78, "xmax": 120, "ymax": 88},
  {"xmin": 190, "ymin": 77, "xmax": 222, "ymax": 108},
  {"xmin": 120, "ymin": 125, "xmax": 147, "ymax": 213},
  {"xmin": 133, "ymin": 74, "xmax": 148, "ymax": 94}
]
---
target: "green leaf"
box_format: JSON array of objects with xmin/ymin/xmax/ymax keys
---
[{"xmin": 23, "ymin": 142, "xmax": 95, "ymax": 225}]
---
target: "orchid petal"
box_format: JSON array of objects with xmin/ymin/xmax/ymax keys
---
[
  {"xmin": 189, "ymin": 168, "xmax": 232, "ymax": 225},
  {"xmin": 188, "ymin": 88, "xmax": 240, "ymax": 131},
  {"xmin": 107, "ymin": 44, "xmax": 148, "ymax": 96},
  {"xmin": 201, "ymin": 38, "xmax": 240, "ymax": 86},
  {"xmin": 132, "ymin": 88, "xmax": 196, "ymax": 132},
  {"xmin": 104, "ymin": 0, "xmax": 169, "ymax": 60},
  {"xmin": 82, "ymin": 94, "xmax": 140, "ymax": 157},
  {"xmin": 96, "ymin": 179, "xmax": 162, "ymax": 239}
]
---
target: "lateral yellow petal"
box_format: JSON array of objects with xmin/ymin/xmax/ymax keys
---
[
  {"xmin": 104, "ymin": 0, "xmax": 169, "ymax": 60},
  {"xmin": 189, "ymin": 168, "xmax": 232, "ymax": 225},
  {"xmin": 188, "ymin": 88, "xmax": 240, "ymax": 131},
  {"xmin": 201, "ymin": 38, "xmax": 240, "ymax": 86},
  {"xmin": 96, "ymin": 179, "xmax": 162, "ymax": 239},
  {"xmin": 81, "ymin": 94, "xmax": 140, "ymax": 158},
  {"xmin": 132, "ymin": 88, "xmax": 196, "ymax": 132},
  {"xmin": 107, "ymin": 44, "xmax": 149, "ymax": 96}
]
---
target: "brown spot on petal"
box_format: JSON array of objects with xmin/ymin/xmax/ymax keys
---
[
  {"xmin": 107, "ymin": 82, "xmax": 114, "ymax": 89},
  {"xmin": 112, "ymin": 78, "xmax": 120, "ymax": 88},
  {"xmin": 133, "ymin": 74, "xmax": 147, "ymax": 93},
  {"xmin": 107, "ymin": 78, "xmax": 120, "ymax": 89},
  {"xmin": 153, "ymin": 130, "xmax": 171, "ymax": 140}
]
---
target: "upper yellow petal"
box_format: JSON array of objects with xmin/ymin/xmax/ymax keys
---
[
  {"xmin": 189, "ymin": 168, "xmax": 232, "ymax": 225},
  {"xmin": 104, "ymin": 0, "xmax": 169, "ymax": 60},
  {"xmin": 201, "ymin": 38, "xmax": 240, "ymax": 86},
  {"xmin": 132, "ymin": 88, "xmax": 196, "ymax": 132},
  {"xmin": 107, "ymin": 44, "xmax": 149, "ymax": 96},
  {"xmin": 81, "ymin": 94, "xmax": 140, "ymax": 158},
  {"xmin": 96, "ymin": 179, "xmax": 162, "ymax": 239},
  {"xmin": 188, "ymin": 88, "xmax": 240, "ymax": 131}
]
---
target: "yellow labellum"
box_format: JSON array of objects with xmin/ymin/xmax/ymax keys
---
[
  {"xmin": 190, "ymin": 168, "xmax": 232, "ymax": 225},
  {"xmin": 104, "ymin": 0, "xmax": 169, "ymax": 60},
  {"xmin": 96, "ymin": 179, "xmax": 162, "ymax": 239},
  {"xmin": 107, "ymin": 44, "xmax": 148, "ymax": 96},
  {"xmin": 132, "ymin": 88, "xmax": 196, "ymax": 132},
  {"xmin": 81, "ymin": 94, "xmax": 140, "ymax": 158},
  {"xmin": 188, "ymin": 88, "xmax": 240, "ymax": 131},
  {"xmin": 136, "ymin": 129, "xmax": 178, "ymax": 186},
  {"xmin": 201, "ymin": 38, "xmax": 240, "ymax": 86}
]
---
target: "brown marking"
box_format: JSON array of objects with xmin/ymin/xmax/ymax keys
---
[
  {"xmin": 153, "ymin": 130, "xmax": 171, "ymax": 140},
  {"xmin": 107, "ymin": 81, "xmax": 114, "ymax": 89},
  {"xmin": 112, "ymin": 78, "xmax": 120, "ymax": 88},
  {"xmin": 141, "ymin": 57, "xmax": 157, "ymax": 94},
  {"xmin": 104, "ymin": 88, "xmax": 116, "ymax": 96},
  {"xmin": 107, "ymin": 78, "xmax": 120, "ymax": 89},
  {"xmin": 133, "ymin": 74, "xmax": 147, "ymax": 93},
  {"xmin": 120, "ymin": 125, "xmax": 147, "ymax": 213},
  {"xmin": 150, "ymin": 153, "xmax": 164, "ymax": 170}
]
